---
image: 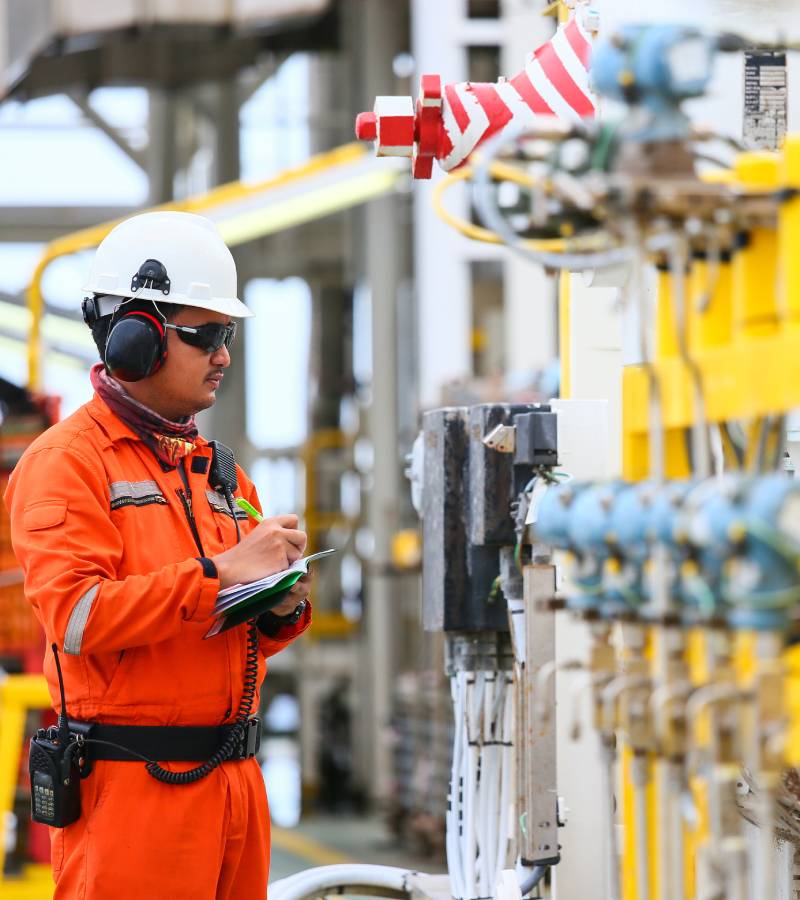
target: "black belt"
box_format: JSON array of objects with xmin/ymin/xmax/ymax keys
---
[{"xmin": 68, "ymin": 718, "xmax": 261, "ymax": 763}]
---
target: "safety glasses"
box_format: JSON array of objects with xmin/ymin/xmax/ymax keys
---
[{"xmin": 165, "ymin": 321, "xmax": 236, "ymax": 353}]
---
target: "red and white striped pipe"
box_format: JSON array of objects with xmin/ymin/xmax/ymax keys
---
[{"xmin": 355, "ymin": 10, "xmax": 597, "ymax": 179}]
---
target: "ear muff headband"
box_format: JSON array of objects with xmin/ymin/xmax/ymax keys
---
[{"xmin": 104, "ymin": 305, "xmax": 169, "ymax": 382}]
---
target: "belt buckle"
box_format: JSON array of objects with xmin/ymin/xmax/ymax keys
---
[{"xmin": 242, "ymin": 717, "xmax": 261, "ymax": 759}]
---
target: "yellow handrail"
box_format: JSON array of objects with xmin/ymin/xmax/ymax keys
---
[
  {"xmin": 300, "ymin": 429, "xmax": 357, "ymax": 640},
  {"xmin": 26, "ymin": 142, "xmax": 371, "ymax": 388}
]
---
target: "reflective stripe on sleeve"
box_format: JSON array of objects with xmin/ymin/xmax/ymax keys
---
[{"xmin": 63, "ymin": 584, "xmax": 99, "ymax": 655}]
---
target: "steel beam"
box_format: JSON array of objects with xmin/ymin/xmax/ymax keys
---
[
  {"xmin": 359, "ymin": 0, "xmax": 410, "ymax": 804},
  {"xmin": 147, "ymin": 89, "xmax": 178, "ymax": 206},
  {"xmin": 0, "ymin": 206, "xmax": 136, "ymax": 242},
  {"xmin": 66, "ymin": 90, "xmax": 148, "ymax": 172}
]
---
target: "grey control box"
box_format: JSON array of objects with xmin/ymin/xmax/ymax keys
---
[{"xmin": 421, "ymin": 403, "xmax": 555, "ymax": 632}]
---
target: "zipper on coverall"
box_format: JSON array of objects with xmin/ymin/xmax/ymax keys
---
[{"xmin": 176, "ymin": 459, "xmax": 205, "ymax": 556}]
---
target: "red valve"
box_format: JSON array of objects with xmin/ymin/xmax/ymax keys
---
[
  {"xmin": 354, "ymin": 12, "xmax": 597, "ymax": 179},
  {"xmin": 355, "ymin": 112, "xmax": 377, "ymax": 142}
]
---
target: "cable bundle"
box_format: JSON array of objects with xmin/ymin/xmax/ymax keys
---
[{"xmin": 447, "ymin": 669, "xmax": 515, "ymax": 900}]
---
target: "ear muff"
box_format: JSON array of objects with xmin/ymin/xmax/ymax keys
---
[{"xmin": 104, "ymin": 304, "xmax": 168, "ymax": 382}]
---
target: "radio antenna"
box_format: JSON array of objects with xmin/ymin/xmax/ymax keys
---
[{"xmin": 51, "ymin": 643, "xmax": 71, "ymax": 745}]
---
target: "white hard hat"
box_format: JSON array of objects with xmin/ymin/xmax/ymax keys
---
[{"xmin": 83, "ymin": 211, "xmax": 253, "ymax": 318}]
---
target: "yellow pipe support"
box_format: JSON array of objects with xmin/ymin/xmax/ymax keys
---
[
  {"xmin": 779, "ymin": 135, "xmax": 800, "ymax": 322},
  {"xmin": 623, "ymin": 148, "xmax": 788, "ymax": 467},
  {"xmin": 617, "ymin": 627, "xmax": 652, "ymax": 900},
  {"xmin": 621, "ymin": 746, "xmax": 636, "ymax": 900},
  {"xmin": 731, "ymin": 154, "xmax": 779, "ymax": 340},
  {"xmin": 785, "ymin": 643, "xmax": 800, "ymax": 766},
  {"xmin": 688, "ymin": 259, "xmax": 732, "ymax": 354},
  {"xmin": 623, "ymin": 269, "xmax": 691, "ymax": 482},
  {"xmin": 622, "ymin": 329, "xmax": 800, "ymax": 436},
  {"xmin": 656, "ymin": 269, "xmax": 682, "ymax": 361},
  {"xmin": 0, "ymin": 676, "xmax": 53, "ymax": 891},
  {"xmin": 26, "ymin": 142, "xmax": 373, "ymax": 388}
]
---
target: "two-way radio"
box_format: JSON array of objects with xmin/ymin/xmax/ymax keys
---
[{"xmin": 29, "ymin": 644, "xmax": 91, "ymax": 827}]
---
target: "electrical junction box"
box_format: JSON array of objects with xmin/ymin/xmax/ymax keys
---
[
  {"xmin": 513, "ymin": 408, "xmax": 558, "ymax": 467},
  {"xmin": 421, "ymin": 403, "xmax": 550, "ymax": 633}
]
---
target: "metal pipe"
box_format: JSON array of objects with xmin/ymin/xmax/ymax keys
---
[
  {"xmin": 650, "ymin": 680, "xmax": 693, "ymax": 742},
  {"xmin": 651, "ymin": 673, "xmax": 694, "ymax": 898},
  {"xmin": 600, "ymin": 739, "xmax": 621, "ymax": 900},
  {"xmin": 686, "ymin": 684, "xmax": 753, "ymax": 900},
  {"xmin": 534, "ymin": 658, "xmax": 583, "ymax": 729},
  {"xmin": 601, "ymin": 674, "xmax": 651, "ymax": 736},
  {"xmin": 569, "ymin": 671, "xmax": 614, "ymax": 742},
  {"xmin": 757, "ymin": 776, "xmax": 778, "ymax": 900},
  {"xmin": 667, "ymin": 760, "xmax": 686, "ymax": 900},
  {"xmin": 685, "ymin": 683, "xmax": 751, "ymax": 742}
]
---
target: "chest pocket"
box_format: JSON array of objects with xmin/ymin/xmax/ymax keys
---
[
  {"xmin": 205, "ymin": 490, "xmax": 248, "ymax": 520},
  {"xmin": 205, "ymin": 489, "xmax": 249, "ymax": 551},
  {"xmin": 109, "ymin": 480, "xmax": 167, "ymax": 510}
]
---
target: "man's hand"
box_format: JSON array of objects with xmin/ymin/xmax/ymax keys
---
[
  {"xmin": 211, "ymin": 514, "xmax": 307, "ymax": 589},
  {"xmin": 270, "ymin": 573, "xmax": 312, "ymax": 616}
]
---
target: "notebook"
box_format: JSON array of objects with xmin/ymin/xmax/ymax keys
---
[{"xmin": 203, "ymin": 549, "xmax": 336, "ymax": 638}]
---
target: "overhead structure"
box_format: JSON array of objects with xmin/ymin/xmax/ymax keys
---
[{"xmin": 0, "ymin": 0, "xmax": 337, "ymax": 100}]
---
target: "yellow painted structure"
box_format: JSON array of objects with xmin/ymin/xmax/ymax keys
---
[
  {"xmin": 300, "ymin": 428, "xmax": 357, "ymax": 640},
  {"xmin": 618, "ymin": 136, "xmax": 800, "ymax": 899},
  {"xmin": 0, "ymin": 676, "xmax": 54, "ymax": 900}
]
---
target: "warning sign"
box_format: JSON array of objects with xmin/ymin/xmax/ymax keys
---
[{"xmin": 744, "ymin": 50, "xmax": 787, "ymax": 150}]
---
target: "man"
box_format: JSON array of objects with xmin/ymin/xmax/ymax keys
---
[{"xmin": 4, "ymin": 210, "xmax": 312, "ymax": 898}]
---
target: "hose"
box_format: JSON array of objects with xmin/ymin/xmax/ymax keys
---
[
  {"xmin": 518, "ymin": 865, "xmax": 547, "ymax": 895},
  {"xmin": 472, "ymin": 126, "xmax": 635, "ymax": 272},
  {"xmin": 432, "ymin": 163, "xmax": 567, "ymax": 250},
  {"xmin": 269, "ymin": 865, "xmax": 416, "ymax": 900}
]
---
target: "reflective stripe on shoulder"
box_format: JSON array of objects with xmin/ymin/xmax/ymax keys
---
[
  {"xmin": 205, "ymin": 490, "xmax": 247, "ymax": 519},
  {"xmin": 63, "ymin": 584, "xmax": 99, "ymax": 655},
  {"xmin": 109, "ymin": 480, "xmax": 167, "ymax": 510}
]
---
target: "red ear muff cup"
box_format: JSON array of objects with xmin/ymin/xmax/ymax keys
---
[{"xmin": 104, "ymin": 312, "xmax": 167, "ymax": 382}]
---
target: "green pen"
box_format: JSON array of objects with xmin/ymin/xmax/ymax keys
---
[{"xmin": 235, "ymin": 497, "xmax": 263, "ymax": 523}]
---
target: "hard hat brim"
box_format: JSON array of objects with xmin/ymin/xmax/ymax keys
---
[{"xmin": 82, "ymin": 286, "xmax": 254, "ymax": 318}]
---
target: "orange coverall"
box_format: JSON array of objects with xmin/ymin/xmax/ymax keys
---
[{"xmin": 4, "ymin": 394, "xmax": 311, "ymax": 899}]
